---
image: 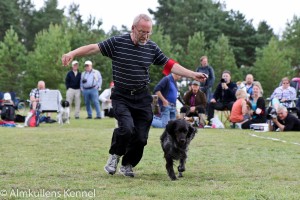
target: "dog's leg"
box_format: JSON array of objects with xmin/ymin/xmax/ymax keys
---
[
  {"xmin": 165, "ymin": 155, "xmax": 177, "ymax": 181},
  {"xmin": 178, "ymin": 157, "xmax": 186, "ymax": 178}
]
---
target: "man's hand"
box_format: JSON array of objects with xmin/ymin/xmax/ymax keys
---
[
  {"xmin": 61, "ymin": 53, "xmax": 74, "ymax": 66},
  {"xmin": 210, "ymin": 98, "xmax": 216, "ymax": 103},
  {"xmin": 193, "ymin": 72, "xmax": 208, "ymax": 82},
  {"xmin": 190, "ymin": 106, "xmax": 196, "ymax": 113}
]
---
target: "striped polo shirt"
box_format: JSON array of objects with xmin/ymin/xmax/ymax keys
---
[{"xmin": 98, "ymin": 34, "xmax": 169, "ymax": 90}]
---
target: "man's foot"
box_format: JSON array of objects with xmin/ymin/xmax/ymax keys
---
[
  {"xmin": 104, "ymin": 154, "xmax": 120, "ymax": 175},
  {"xmin": 75, "ymin": 116, "xmax": 79, "ymax": 119},
  {"xmin": 94, "ymin": 117, "xmax": 101, "ymax": 119},
  {"xmin": 86, "ymin": 116, "xmax": 92, "ymax": 119},
  {"xmin": 119, "ymin": 164, "xmax": 135, "ymax": 177}
]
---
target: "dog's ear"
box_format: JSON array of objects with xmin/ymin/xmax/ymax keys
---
[{"xmin": 166, "ymin": 120, "xmax": 176, "ymax": 135}]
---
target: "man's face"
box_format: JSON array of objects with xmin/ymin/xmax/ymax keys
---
[
  {"xmin": 72, "ymin": 63, "xmax": 79, "ymax": 70},
  {"xmin": 191, "ymin": 84, "xmax": 199, "ymax": 93},
  {"xmin": 201, "ymin": 58, "xmax": 208, "ymax": 66},
  {"xmin": 245, "ymin": 75, "xmax": 253, "ymax": 85},
  {"xmin": 277, "ymin": 110, "xmax": 288, "ymax": 120},
  {"xmin": 222, "ymin": 73, "xmax": 231, "ymax": 83},
  {"xmin": 173, "ymin": 74, "xmax": 182, "ymax": 81},
  {"xmin": 85, "ymin": 64, "xmax": 92, "ymax": 71},
  {"xmin": 132, "ymin": 19, "xmax": 152, "ymax": 45}
]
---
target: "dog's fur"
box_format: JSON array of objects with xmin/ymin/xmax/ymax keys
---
[
  {"xmin": 160, "ymin": 119, "xmax": 197, "ymax": 180},
  {"xmin": 57, "ymin": 100, "xmax": 70, "ymax": 124}
]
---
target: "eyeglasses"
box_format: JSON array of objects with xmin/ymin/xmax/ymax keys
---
[
  {"xmin": 282, "ymin": 82, "xmax": 290, "ymax": 84},
  {"xmin": 134, "ymin": 26, "xmax": 152, "ymax": 36}
]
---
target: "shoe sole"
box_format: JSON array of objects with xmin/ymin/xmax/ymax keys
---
[{"xmin": 104, "ymin": 166, "xmax": 116, "ymax": 175}]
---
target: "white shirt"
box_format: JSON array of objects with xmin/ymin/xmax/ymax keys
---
[{"xmin": 99, "ymin": 88, "xmax": 112, "ymax": 110}]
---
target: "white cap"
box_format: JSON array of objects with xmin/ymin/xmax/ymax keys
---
[
  {"xmin": 3, "ymin": 93, "xmax": 11, "ymax": 100},
  {"xmin": 84, "ymin": 60, "xmax": 92, "ymax": 65},
  {"xmin": 72, "ymin": 60, "xmax": 79, "ymax": 65}
]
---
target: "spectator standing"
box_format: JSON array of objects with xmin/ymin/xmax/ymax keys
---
[
  {"xmin": 61, "ymin": 14, "xmax": 207, "ymax": 177},
  {"xmin": 65, "ymin": 60, "xmax": 81, "ymax": 119},
  {"xmin": 151, "ymin": 73, "xmax": 181, "ymax": 128},
  {"xmin": 81, "ymin": 60, "xmax": 102, "ymax": 119},
  {"xmin": 207, "ymin": 70, "xmax": 237, "ymax": 124},
  {"xmin": 195, "ymin": 56, "xmax": 215, "ymax": 101}
]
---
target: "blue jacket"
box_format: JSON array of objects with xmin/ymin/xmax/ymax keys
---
[
  {"xmin": 65, "ymin": 70, "xmax": 81, "ymax": 90},
  {"xmin": 153, "ymin": 74, "xmax": 178, "ymax": 107}
]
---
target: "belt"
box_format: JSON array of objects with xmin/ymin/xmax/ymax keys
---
[
  {"xmin": 114, "ymin": 86, "xmax": 148, "ymax": 95},
  {"xmin": 83, "ymin": 85, "xmax": 96, "ymax": 89}
]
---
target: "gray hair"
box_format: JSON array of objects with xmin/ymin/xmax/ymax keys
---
[
  {"xmin": 132, "ymin": 14, "xmax": 152, "ymax": 26},
  {"xmin": 277, "ymin": 105, "xmax": 288, "ymax": 113}
]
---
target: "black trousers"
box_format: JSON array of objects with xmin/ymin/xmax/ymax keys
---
[
  {"xmin": 207, "ymin": 101, "xmax": 234, "ymax": 121},
  {"xmin": 109, "ymin": 89, "xmax": 153, "ymax": 167}
]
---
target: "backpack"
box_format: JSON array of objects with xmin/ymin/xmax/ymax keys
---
[
  {"xmin": 1, "ymin": 105, "xmax": 15, "ymax": 121},
  {"xmin": 24, "ymin": 109, "xmax": 40, "ymax": 127}
]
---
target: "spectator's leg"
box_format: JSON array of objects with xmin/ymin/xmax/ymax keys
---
[
  {"xmin": 91, "ymin": 88, "xmax": 101, "ymax": 118},
  {"xmin": 83, "ymin": 90, "xmax": 92, "ymax": 118},
  {"xmin": 74, "ymin": 89, "xmax": 81, "ymax": 118}
]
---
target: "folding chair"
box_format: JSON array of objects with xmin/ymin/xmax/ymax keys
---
[{"xmin": 38, "ymin": 90, "xmax": 63, "ymax": 123}]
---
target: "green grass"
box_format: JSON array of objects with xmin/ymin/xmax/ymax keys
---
[{"xmin": 0, "ymin": 117, "xmax": 299, "ymax": 200}]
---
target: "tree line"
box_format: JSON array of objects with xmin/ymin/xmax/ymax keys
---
[{"xmin": 0, "ymin": 0, "xmax": 300, "ymax": 100}]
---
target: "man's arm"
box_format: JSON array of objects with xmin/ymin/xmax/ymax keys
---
[
  {"xmin": 272, "ymin": 118, "xmax": 285, "ymax": 131},
  {"xmin": 170, "ymin": 63, "xmax": 207, "ymax": 82},
  {"xmin": 155, "ymin": 91, "xmax": 168, "ymax": 107},
  {"xmin": 62, "ymin": 44, "xmax": 100, "ymax": 66}
]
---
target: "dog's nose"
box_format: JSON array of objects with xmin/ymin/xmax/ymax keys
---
[{"xmin": 180, "ymin": 139, "xmax": 186, "ymax": 144}]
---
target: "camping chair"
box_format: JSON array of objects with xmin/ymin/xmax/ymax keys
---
[{"xmin": 38, "ymin": 90, "xmax": 63, "ymax": 123}]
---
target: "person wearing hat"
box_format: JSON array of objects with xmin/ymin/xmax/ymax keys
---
[
  {"xmin": 99, "ymin": 81, "xmax": 115, "ymax": 118},
  {"xmin": 0, "ymin": 92, "xmax": 16, "ymax": 123},
  {"xmin": 180, "ymin": 80, "xmax": 207, "ymax": 127},
  {"xmin": 207, "ymin": 70, "xmax": 237, "ymax": 125},
  {"xmin": 81, "ymin": 60, "xmax": 102, "ymax": 119},
  {"xmin": 65, "ymin": 60, "xmax": 81, "ymax": 119}
]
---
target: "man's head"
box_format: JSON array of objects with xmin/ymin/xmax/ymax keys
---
[
  {"xmin": 221, "ymin": 70, "xmax": 231, "ymax": 84},
  {"xmin": 37, "ymin": 80, "xmax": 45, "ymax": 90},
  {"xmin": 172, "ymin": 73, "xmax": 182, "ymax": 81},
  {"xmin": 245, "ymin": 74, "xmax": 254, "ymax": 85},
  {"xmin": 72, "ymin": 60, "xmax": 79, "ymax": 71},
  {"xmin": 277, "ymin": 105, "xmax": 288, "ymax": 120},
  {"xmin": 191, "ymin": 80, "xmax": 200, "ymax": 93},
  {"xmin": 131, "ymin": 14, "xmax": 152, "ymax": 45},
  {"xmin": 200, "ymin": 56, "xmax": 208, "ymax": 67},
  {"xmin": 84, "ymin": 60, "xmax": 93, "ymax": 72}
]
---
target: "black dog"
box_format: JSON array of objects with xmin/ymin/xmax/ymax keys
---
[{"xmin": 160, "ymin": 119, "xmax": 197, "ymax": 180}]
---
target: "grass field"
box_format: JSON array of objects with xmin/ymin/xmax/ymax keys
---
[{"xmin": 0, "ymin": 117, "xmax": 299, "ymax": 200}]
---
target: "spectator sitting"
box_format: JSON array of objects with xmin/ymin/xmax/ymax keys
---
[
  {"xmin": 29, "ymin": 80, "xmax": 55, "ymax": 123},
  {"xmin": 180, "ymin": 80, "xmax": 207, "ymax": 127},
  {"xmin": 207, "ymin": 70, "xmax": 237, "ymax": 124},
  {"xmin": 99, "ymin": 81, "xmax": 115, "ymax": 118},
  {"xmin": 230, "ymin": 89, "xmax": 251, "ymax": 128},
  {"xmin": 151, "ymin": 73, "xmax": 182, "ymax": 128},
  {"xmin": 270, "ymin": 77, "xmax": 296, "ymax": 110},
  {"xmin": 241, "ymin": 82, "xmax": 267, "ymax": 129},
  {"xmin": 0, "ymin": 93, "xmax": 16, "ymax": 123},
  {"xmin": 243, "ymin": 74, "xmax": 255, "ymax": 97},
  {"xmin": 270, "ymin": 105, "xmax": 300, "ymax": 131}
]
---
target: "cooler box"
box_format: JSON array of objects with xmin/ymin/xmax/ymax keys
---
[{"xmin": 250, "ymin": 123, "xmax": 269, "ymax": 132}]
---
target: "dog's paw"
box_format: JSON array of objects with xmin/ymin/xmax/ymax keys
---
[
  {"xmin": 178, "ymin": 172, "xmax": 183, "ymax": 178},
  {"xmin": 170, "ymin": 176, "xmax": 178, "ymax": 181}
]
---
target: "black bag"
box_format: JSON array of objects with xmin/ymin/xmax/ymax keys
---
[
  {"xmin": 1, "ymin": 105, "xmax": 15, "ymax": 121},
  {"xmin": 15, "ymin": 114, "xmax": 25, "ymax": 122}
]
